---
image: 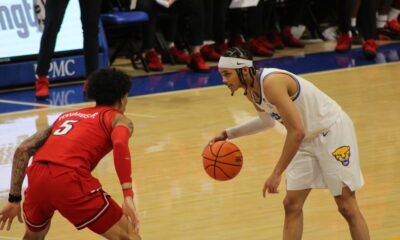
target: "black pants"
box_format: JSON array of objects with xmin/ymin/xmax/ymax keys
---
[
  {"xmin": 136, "ymin": 0, "xmax": 160, "ymax": 50},
  {"xmin": 164, "ymin": 0, "xmax": 204, "ymax": 46},
  {"xmin": 36, "ymin": 0, "xmax": 103, "ymax": 77},
  {"xmin": 337, "ymin": 0, "xmax": 376, "ymax": 39},
  {"xmin": 203, "ymin": 0, "xmax": 230, "ymax": 44},
  {"xmin": 358, "ymin": 0, "xmax": 376, "ymax": 39}
]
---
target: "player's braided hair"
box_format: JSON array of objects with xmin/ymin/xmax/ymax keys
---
[
  {"xmin": 222, "ymin": 47, "xmax": 257, "ymax": 95},
  {"xmin": 87, "ymin": 68, "xmax": 132, "ymax": 106}
]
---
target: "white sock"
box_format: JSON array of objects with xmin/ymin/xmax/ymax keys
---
[
  {"xmin": 388, "ymin": 8, "xmax": 400, "ymax": 21},
  {"xmin": 167, "ymin": 42, "xmax": 174, "ymax": 48},
  {"xmin": 377, "ymin": 14, "xmax": 388, "ymax": 28},
  {"xmin": 351, "ymin": 18, "xmax": 357, "ymax": 28}
]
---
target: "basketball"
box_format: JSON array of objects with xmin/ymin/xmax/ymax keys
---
[{"xmin": 202, "ymin": 141, "xmax": 243, "ymax": 181}]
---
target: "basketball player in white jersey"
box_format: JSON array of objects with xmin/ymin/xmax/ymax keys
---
[{"xmin": 210, "ymin": 47, "xmax": 370, "ymax": 240}]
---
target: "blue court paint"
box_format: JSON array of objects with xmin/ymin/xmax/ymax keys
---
[
  {"xmin": 0, "ymin": 102, "xmax": 41, "ymax": 114},
  {"xmin": 1, "ymin": 43, "xmax": 399, "ymax": 114},
  {"xmin": 255, "ymin": 43, "xmax": 400, "ymax": 74}
]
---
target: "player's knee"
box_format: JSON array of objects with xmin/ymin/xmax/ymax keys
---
[
  {"xmin": 118, "ymin": 232, "xmax": 139, "ymax": 240},
  {"xmin": 338, "ymin": 204, "xmax": 358, "ymax": 220},
  {"xmin": 283, "ymin": 197, "xmax": 303, "ymax": 215},
  {"xmin": 23, "ymin": 231, "xmax": 44, "ymax": 240}
]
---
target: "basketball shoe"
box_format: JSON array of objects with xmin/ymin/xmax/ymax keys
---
[
  {"xmin": 35, "ymin": 76, "xmax": 49, "ymax": 100},
  {"xmin": 188, "ymin": 52, "xmax": 210, "ymax": 73},
  {"xmin": 335, "ymin": 32, "xmax": 352, "ymax": 52},
  {"xmin": 145, "ymin": 50, "xmax": 163, "ymax": 72},
  {"xmin": 214, "ymin": 42, "xmax": 228, "ymax": 55},
  {"xmin": 282, "ymin": 28, "xmax": 305, "ymax": 48},
  {"xmin": 201, "ymin": 45, "xmax": 221, "ymax": 62},
  {"xmin": 362, "ymin": 39, "xmax": 378, "ymax": 60},
  {"xmin": 168, "ymin": 46, "xmax": 190, "ymax": 64},
  {"xmin": 247, "ymin": 39, "xmax": 273, "ymax": 57},
  {"xmin": 269, "ymin": 31, "xmax": 285, "ymax": 49}
]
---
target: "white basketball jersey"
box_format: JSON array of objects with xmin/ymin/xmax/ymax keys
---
[{"xmin": 254, "ymin": 68, "xmax": 342, "ymax": 139}]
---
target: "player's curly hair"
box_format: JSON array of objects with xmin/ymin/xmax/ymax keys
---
[
  {"xmin": 87, "ymin": 68, "xmax": 132, "ymax": 106},
  {"xmin": 222, "ymin": 46, "xmax": 253, "ymax": 60},
  {"xmin": 222, "ymin": 47, "xmax": 257, "ymax": 96}
]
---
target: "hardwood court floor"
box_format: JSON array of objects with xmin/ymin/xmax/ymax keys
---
[{"xmin": 0, "ymin": 63, "xmax": 399, "ymax": 240}]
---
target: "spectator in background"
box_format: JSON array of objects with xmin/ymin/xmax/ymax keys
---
[
  {"xmin": 134, "ymin": 0, "xmax": 166, "ymax": 72},
  {"xmin": 228, "ymin": 4, "xmax": 275, "ymax": 57},
  {"xmin": 279, "ymin": 0, "xmax": 307, "ymax": 48},
  {"xmin": 163, "ymin": 0, "xmax": 210, "ymax": 73},
  {"xmin": 200, "ymin": 0, "xmax": 230, "ymax": 62},
  {"xmin": 34, "ymin": 0, "xmax": 103, "ymax": 100},
  {"xmin": 335, "ymin": 0, "xmax": 378, "ymax": 60},
  {"xmin": 377, "ymin": 0, "xmax": 400, "ymax": 40}
]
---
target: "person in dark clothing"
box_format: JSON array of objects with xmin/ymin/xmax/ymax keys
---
[
  {"xmin": 201, "ymin": 0, "xmax": 230, "ymax": 61},
  {"xmin": 163, "ymin": 0, "xmax": 210, "ymax": 73},
  {"xmin": 35, "ymin": 0, "xmax": 103, "ymax": 100},
  {"xmin": 335, "ymin": 0, "xmax": 378, "ymax": 60}
]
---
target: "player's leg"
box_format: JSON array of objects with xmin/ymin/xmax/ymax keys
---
[
  {"xmin": 22, "ymin": 162, "xmax": 55, "ymax": 240},
  {"xmin": 315, "ymin": 111, "xmax": 369, "ymax": 239},
  {"xmin": 22, "ymin": 222, "xmax": 51, "ymax": 240},
  {"xmin": 101, "ymin": 215, "xmax": 141, "ymax": 240},
  {"xmin": 334, "ymin": 187, "xmax": 370, "ymax": 240},
  {"xmin": 282, "ymin": 189, "xmax": 311, "ymax": 240},
  {"xmin": 55, "ymin": 174, "xmax": 140, "ymax": 240},
  {"xmin": 284, "ymin": 144, "xmax": 321, "ymax": 240}
]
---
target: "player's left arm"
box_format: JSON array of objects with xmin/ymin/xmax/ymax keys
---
[
  {"xmin": 262, "ymin": 73, "xmax": 305, "ymax": 196},
  {"xmin": 111, "ymin": 114, "xmax": 139, "ymax": 233},
  {"xmin": 111, "ymin": 113, "xmax": 134, "ymax": 194},
  {"xmin": 0, "ymin": 126, "xmax": 53, "ymax": 230}
]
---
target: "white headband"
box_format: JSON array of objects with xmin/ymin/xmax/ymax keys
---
[{"xmin": 218, "ymin": 56, "xmax": 253, "ymax": 69}]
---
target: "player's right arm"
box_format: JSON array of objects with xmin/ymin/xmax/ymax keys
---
[
  {"xmin": 0, "ymin": 126, "xmax": 53, "ymax": 231},
  {"xmin": 209, "ymin": 97, "xmax": 275, "ymax": 144},
  {"xmin": 111, "ymin": 114, "xmax": 139, "ymax": 234}
]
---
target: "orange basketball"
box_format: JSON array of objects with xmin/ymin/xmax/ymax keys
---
[{"xmin": 202, "ymin": 141, "xmax": 243, "ymax": 181}]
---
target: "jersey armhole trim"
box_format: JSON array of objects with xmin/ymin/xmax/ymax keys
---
[
  {"xmin": 99, "ymin": 109, "xmax": 114, "ymax": 138},
  {"xmin": 263, "ymin": 71, "xmax": 302, "ymax": 102}
]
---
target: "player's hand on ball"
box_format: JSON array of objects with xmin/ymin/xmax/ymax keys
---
[
  {"xmin": 122, "ymin": 197, "xmax": 140, "ymax": 234},
  {"xmin": 208, "ymin": 130, "xmax": 228, "ymax": 145},
  {"xmin": 262, "ymin": 172, "xmax": 282, "ymax": 197}
]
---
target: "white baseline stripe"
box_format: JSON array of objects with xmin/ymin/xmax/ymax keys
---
[
  {"xmin": 125, "ymin": 112, "xmax": 157, "ymax": 118},
  {"xmin": 0, "ymin": 236, "xmax": 21, "ymax": 239},
  {"xmin": 0, "ymin": 99, "xmax": 50, "ymax": 107}
]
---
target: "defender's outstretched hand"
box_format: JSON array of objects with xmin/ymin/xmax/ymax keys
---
[
  {"xmin": 122, "ymin": 197, "xmax": 140, "ymax": 234},
  {"xmin": 0, "ymin": 202, "xmax": 23, "ymax": 231}
]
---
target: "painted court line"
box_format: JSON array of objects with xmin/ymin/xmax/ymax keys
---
[
  {"xmin": 0, "ymin": 99, "xmax": 50, "ymax": 107},
  {"xmin": 125, "ymin": 112, "xmax": 157, "ymax": 119},
  {"xmin": 0, "ymin": 236, "xmax": 20, "ymax": 240}
]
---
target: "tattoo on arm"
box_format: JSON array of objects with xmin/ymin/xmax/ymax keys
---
[
  {"xmin": 9, "ymin": 126, "xmax": 52, "ymax": 195},
  {"xmin": 127, "ymin": 121, "xmax": 134, "ymax": 135}
]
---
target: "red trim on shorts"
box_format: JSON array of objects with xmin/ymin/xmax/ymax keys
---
[
  {"xmin": 75, "ymin": 190, "xmax": 110, "ymax": 230},
  {"xmin": 23, "ymin": 210, "xmax": 52, "ymax": 230}
]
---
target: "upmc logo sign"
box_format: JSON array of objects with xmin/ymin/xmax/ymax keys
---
[
  {"xmin": 0, "ymin": 0, "xmax": 83, "ymax": 59},
  {"xmin": 33, "ymin": 58, "xmax": 84, "ymax": 78},
  {"xmin": 34, "ymin": 59, "xmax": 79, "ymax": 78}
]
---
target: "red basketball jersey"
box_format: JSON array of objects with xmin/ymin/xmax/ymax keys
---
[{"xmin": 33, "ymin": 106, "xmax": 122, "ymax": 171}]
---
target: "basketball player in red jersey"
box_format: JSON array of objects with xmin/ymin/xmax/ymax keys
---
[{"xmin": 0, "ymin": 69, "xmax": 141, "ymax": 240}]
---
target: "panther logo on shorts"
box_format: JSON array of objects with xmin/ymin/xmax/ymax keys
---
[{"xmin": 332, "ymin": 146, "xmax": 351, "ymax": 166}]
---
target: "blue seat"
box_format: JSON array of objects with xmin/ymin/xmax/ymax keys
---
[
  {"xmin": 101, "ymin": 3, "xmax": 151, "ymax": 72},
  {"xmin": 101, "ymin": 11, "xmax": 149, "ymax": 25}
]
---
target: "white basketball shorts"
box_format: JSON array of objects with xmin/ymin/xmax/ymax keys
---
[{"xmin": 286, "ymin": 111, "xmax": 365, "ymax": 196}]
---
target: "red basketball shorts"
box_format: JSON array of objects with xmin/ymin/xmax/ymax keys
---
[{"xmin": 23, "ymin": 162, "xmax": 123, "ymax": 234}]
